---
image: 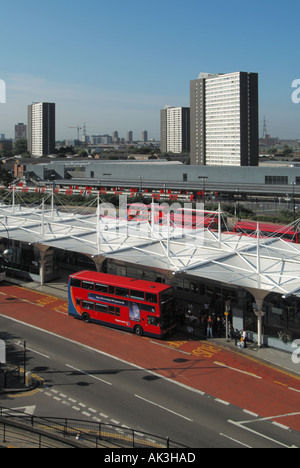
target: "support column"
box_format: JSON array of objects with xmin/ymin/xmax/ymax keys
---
[
  {"xmin": 35, "ymin": 245, "xmax": 52, "ymax": 286},
  {"xmin": 90, "ymin": 255, "xmax": 106, "ymax": 272},
  {"xmin": 39, "ymin": 257, "xmax": 46, "ymax": 286},
  {"xmin": 244, "ymin": 287, "xmax": 269, "ymax": 348},
  {"xmin": 253, "ymin": 298, "xmax": 266, "ymax": 348}
]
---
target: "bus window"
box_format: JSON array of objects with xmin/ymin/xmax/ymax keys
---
[
  {"xmin": 82, "ymin": 301, "xmax": 94, "ymax": 310},
  {"xmin": 160, "ymin": 289, "xmax": 172, "ymax": 303},
  {"xmin": 108, "ymin": 306, "xmax": 121, "ymax": 316},
  {"xmin": 145, "ymin": 292, "xmax": 157, "ymax": 303},
  {"xmin": 148, "ymin": 316, "xmax": 160, "ymax": 326},
  {"xmin": 115, "ymin": 287, "xmax": 130, "ymax": 297},
  {"xmin": 95, "ymin": 303, "xmax": 108, "ymax": 314},
  {"xmin": 71, "ymin": 278, "xmax": 81, "ymax": 288},
  {"xmin": 95, "ymin": 283, "xmax": 108, "ymax": 293},
  {"xmin": 130, "ymin": 290, "xmax": 145, "ymax": 300},
  {"xmin": 82, "ymin": 281, "xmax": 94, "ymax": 290}
]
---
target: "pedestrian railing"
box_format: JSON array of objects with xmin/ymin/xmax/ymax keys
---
[{"xmin": 0, "ymin": 406, "xmax": 188, "ymax": 449}]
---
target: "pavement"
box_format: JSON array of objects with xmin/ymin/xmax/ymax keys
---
[{"xmin": 208, "ymin": 336, "xmax": 300, "ymax": 385}]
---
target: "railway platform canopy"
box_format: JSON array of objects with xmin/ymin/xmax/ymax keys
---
[{"xmin": 0, "ymin": 195, "xmax": 300, "ymax": 350}]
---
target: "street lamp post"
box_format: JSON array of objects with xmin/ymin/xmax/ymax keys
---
[
  {"xmin": 198, "ymin": 176, "xmax": 208, "ymax": 205},
  {"xmin": 291, "ymin": 182, "xmax": 296, "ymax": 222},
  {"xmin": 0, "ymin": 220, "xmax": 13, "ymax": 268},
  {"xmin": 23, "ymin": 340, "xmax": 27, "ymax": 385},
  {"xmin": 236, "ymin": 188, "xmax": 240, "ymax": 219},
  {"xmin": 139, "ymin": 176, "xmax": 144, "ymax": 197}
]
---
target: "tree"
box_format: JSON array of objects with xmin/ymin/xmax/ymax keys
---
[
  {"xmin": 13, "ymin": 139, "xmax": 27, "ymax": 155},
  {"xmin": 78, "ymin": 150, "xmax": 88, "ymax": 158},
  {"xmin": 282, "ymin": 145, "xmax": 293, "ymax": 155},
  {"xmin": 0, "ymin": 166, "xmax": 14, "ymax": 186}
]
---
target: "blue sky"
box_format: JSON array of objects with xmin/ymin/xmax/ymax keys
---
[{"xmin": 1, "ymin": 0, "xmax": 300, "ymax": 141}]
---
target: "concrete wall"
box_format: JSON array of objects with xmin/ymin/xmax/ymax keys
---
[{"xmin": 25, "ymin": 160, "xmax": 300, "ymax": 186}]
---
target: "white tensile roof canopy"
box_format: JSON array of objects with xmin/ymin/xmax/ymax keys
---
[{"xmin": 2, "ymin": 191, "xmax": 300, "ymax": 347}]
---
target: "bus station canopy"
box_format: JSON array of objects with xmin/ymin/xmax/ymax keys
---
[{"xmin": 0, "ymin": 202, "xmax": 300, "ymax": 299}]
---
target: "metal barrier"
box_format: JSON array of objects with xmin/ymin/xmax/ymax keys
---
[
  {"xmin": 0, "ymin": 406, "xmax": 188, "ymax": 449},
  {"xmin": 0, "ymin": 366, "xmax": 21, "ymax": 389}
]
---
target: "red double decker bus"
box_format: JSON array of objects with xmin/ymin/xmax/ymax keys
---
[
  {"xmin": 68, "ymin": 271, "xmax": 176, "ymax": 338},
  {"xmin": 127, "ymin": 203, "xmax": 171, "ymax": 224},
  {"xmin": 173, "ymin": 208, "xmax": 226, "ymax": 231},
  {"xmin": 233, "ymin": 221, "xmax": 300, "ymax": 244},
  {"xmin": 127, "ymin": 203, "xmax": 150, "ymax": 222}
]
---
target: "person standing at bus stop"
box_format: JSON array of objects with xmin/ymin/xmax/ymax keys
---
[{"xmin": 207, "ymin": 316, "xmax": 213, "ymax": 338}]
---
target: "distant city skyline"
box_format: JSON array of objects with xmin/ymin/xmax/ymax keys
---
[{"xmin": 1, "ymin": 0, "xmax": 300, "ymax": 141}]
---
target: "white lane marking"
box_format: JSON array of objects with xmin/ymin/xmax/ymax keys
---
[
  {"xmin": 16, "ymin": 341, "xmax": 49, "ymax": 359},
  {"xmin": 135, "ymin": 394, "xmax": 193, "ymax": 422},
  {"xmin": 289, "ymin": 387, "xmax": 300, "ymax": 393},
  {"xmin": 228, "ymin": 414, "xmax": 300, "ymax": 448},
  {"xmin": 214, "ymin": 361, "xmax": 262, "ymax": 379},
  {"xmin": 243, "ymin": 409, "xmax": 259, "ymax": 417},
  {"xmin": 219, "ymin": 432, "xmax": 252, "ymax": 448},
  {"xmin": 272, "ymin": 421, "xmax": 289, "ymax": 430},
  {"xmin": 215, "ymin": 398, "xmax": 230, "ymax": 406},
  {"xmin": 65, "ymin": 364, "xmax": 112, "ymax": 386}
]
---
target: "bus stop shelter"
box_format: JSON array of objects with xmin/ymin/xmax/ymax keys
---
[{"xmin": 0, "ymin": 196, "xmax": 300, "ymax": 349}]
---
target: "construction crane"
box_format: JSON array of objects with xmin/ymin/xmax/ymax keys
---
[{"xmin": 68, "ymin": 125, "xmax": 82, "ymax": 142}]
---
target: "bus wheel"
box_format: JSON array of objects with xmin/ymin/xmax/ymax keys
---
[
  {"xmin": 82, "ymin": 313, "xmax": 90, "ymax": 323},
  {"xmin": 134, "ymin": 325, "xmax": 143, "ymax": 336}
]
